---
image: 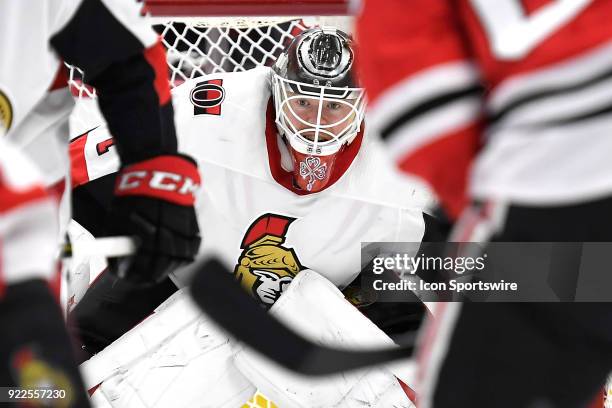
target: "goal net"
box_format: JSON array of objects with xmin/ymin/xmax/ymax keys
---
[
  {"xmin": 68, "ymin": 2, "xmax": 354, "ymax": 136},
  {"xmin": 67, "ymin": 2, "xmax": 353, "ymax": 407}
]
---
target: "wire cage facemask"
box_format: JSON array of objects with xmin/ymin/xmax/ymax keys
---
[{"xmin": 272, "ymin": 74, "xmax": 366, "ymax": 156}]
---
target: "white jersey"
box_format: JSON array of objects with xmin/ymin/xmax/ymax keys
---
[
  {"xmin": 0, "ymin": 0, "xmax": 157, "ymax": 185},
  {"xmin": 71, "ymin": 67, "xmax": 431, "ymax": 304}
]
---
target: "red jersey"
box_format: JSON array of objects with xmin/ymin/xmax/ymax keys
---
[{"xmin": 358, "ymin": 0, "xmax": 612, "ymax": 219}]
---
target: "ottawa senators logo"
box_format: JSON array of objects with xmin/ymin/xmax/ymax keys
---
[
  {"xmin": 11, "ymin": 346, "xmax": 74, "ymax": 408},
  {"xmin": 0, "ymin": 88, "xmax": 13, "ymax": 135},
  {"xmin": 190, "ymin": 79, "xmax": 225, "ymax": 116},
  {"xmin": 234, "ymin": 213, "xmax": 305, "ymax": 307}
]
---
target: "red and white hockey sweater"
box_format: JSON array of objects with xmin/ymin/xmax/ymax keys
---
[{"xmin": 358, "ymin": 0, "xmax": 612, "ymax": 218}]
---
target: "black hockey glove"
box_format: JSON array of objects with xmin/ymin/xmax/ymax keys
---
[{"xmin": 106, "ymin": 154, "xmax": 201, "ymax": 286}]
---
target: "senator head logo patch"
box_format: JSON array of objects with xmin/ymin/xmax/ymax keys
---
[
  {"xmin": 0, "ymin": 89, "xmax": 14, "ymax": 134},
  {"xmin": 11, "ymin": 347, "xmax": 75, "ymax": 408},
  {"xmin": 190, "ymin": 79, "xmax": 225, "ymax": 116},
  {"xmin": 234, "ymin": 213, "xmax": 305, "ymax": 307}
]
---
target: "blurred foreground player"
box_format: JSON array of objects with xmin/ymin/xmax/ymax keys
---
[
  {"xmin": 0, "ymin": 0, "xmax": 200, "ymax": 287},
  {"xmin": 0, "ymin": 140, "xmax": 89, "ymax": 407},
  {"xmin": 358, "ymin": 0, "xmax": 612, "ymax": 407},
  {"xmin": 1, "ymin": 1, "xmax": 200, "ymax": 405},
  {"xmin": 68, "ymin": 28, "xmax": 431, "ymax": 407}
]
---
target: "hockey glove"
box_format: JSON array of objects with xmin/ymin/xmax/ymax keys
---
[{"xmin": 107, "ymin": 154, "xmax": 201, "ymax": 286}]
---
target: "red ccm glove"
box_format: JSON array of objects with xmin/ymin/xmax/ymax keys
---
[{"xmin": 107, "ymin": 154, "xmax": 201, "ymax": 286}]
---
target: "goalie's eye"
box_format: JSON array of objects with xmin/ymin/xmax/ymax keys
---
[
  {"xmin": 295, "ymin": 98, "xmax": 311, "ymax": 108},
  {"xmin": 326, "ymin": 101, "xmax": 342, "ymax": 110}
]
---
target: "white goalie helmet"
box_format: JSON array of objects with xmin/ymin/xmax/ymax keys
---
[{"xmin": 272, "ymin": 27, "xmax": 366, "ymax": 192}]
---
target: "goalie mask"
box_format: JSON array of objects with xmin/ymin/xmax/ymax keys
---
[{"xmin": 272, "ymin": 27, "xmax": 366, "ymax": 193}]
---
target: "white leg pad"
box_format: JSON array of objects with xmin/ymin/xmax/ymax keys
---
[
  {"xmin": 81, "ymin": 289, "xmax": 255, "ymax": 408},
  {"xmin": 232, "ymin": 270, "xmax": 416, "ymax": 408}
]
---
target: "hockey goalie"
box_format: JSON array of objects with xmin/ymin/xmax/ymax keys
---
[{"xmin": 67, "ymin": 27, "xmax": 432, "ymax": 407}]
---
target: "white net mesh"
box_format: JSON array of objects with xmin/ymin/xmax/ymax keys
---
[
  {"xmin": 68, "ymin": 16, "xmax": 352, "ymax": 133},
  {"xmin": 68, "ymin": 16, "xmax": 352, "ymax": 93},
  {"xmin": 158, "ymin": 17, "xmax": 306, "ymax": 85}
]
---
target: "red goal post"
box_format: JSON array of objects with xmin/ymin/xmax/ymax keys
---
[{"xmin": 144, "ymin": 0, "xmax": 355, "ymax": 16}]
